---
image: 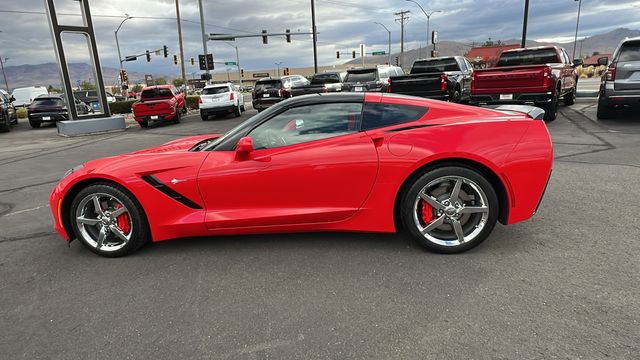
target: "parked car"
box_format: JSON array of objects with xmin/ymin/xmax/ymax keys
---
[
  {"xmin": 26, "ymin": 95, "xmax": 90, "ymax": 128},
  {"xmin": 199, "ymin": 83, "xmax": 245, "ymax": 120},
  {"xmin": 11, "ymin": 86, "xmax": 49, "ymax": 108},
  {"xmin": 388, "ymin": 56, "xmax": 473, "ymax": 103},
  {"xmin": 252, "ymin": 78, "xmax": 288, "ymax": 112},
  {"xmin": 131, "ymin": 85, "xmax": 186, "ymax": 128},
  {"xmin": 470, "ymin": 46, "xmax": 582, "ymax": 121},
  {"xmin": 597, "ymin": 37, "xmax": 640, "ymax": 119},
  {"xmin": 0, "ymin": 89, "xmax": 17, "ymax": 132},
  {"xmin": 343, "ymin": 65, "xmax": 404, "ymax": 92},
  {"xmin": 289, "ymin": 72, "xmax": 344, "ymax": 97},
  {"xmin": 50, "ymin": 92, "xmax": 553, "ymax": 257}
]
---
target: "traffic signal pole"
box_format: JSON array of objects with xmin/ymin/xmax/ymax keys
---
[
  {"xmin": 175, "ymin": 0, "xmax": 187, "ymax": 90},
  {"xmin": 197, "ymin": 0, "xmax": 210, "ymax": 82},
  {"xmin": 311, "ymin": 0, "xmax": 318, "ymax": 73}
]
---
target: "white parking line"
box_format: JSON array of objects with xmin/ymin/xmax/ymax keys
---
[{"xmin": 4, "ymin": 205, "xmax": 49, "ymax": 217}]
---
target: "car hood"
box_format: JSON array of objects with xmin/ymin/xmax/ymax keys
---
[{"xmin": 131, "ymin": 134, "xmax": 223, "ymax": 154}]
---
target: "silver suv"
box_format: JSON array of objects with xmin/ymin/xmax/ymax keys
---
[{"xmin": 597, "ymin": 37, "xmax": 640, "ymax": 119}]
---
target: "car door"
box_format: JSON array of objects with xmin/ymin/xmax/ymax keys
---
[{"xmin": 198, "ymin": 101, "xmax": 379, "ymax": 230}]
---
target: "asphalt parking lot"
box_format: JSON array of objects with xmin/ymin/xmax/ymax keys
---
[{"xmin": 1, "ymin": 100, "xmax": 638, "ymax": 359}]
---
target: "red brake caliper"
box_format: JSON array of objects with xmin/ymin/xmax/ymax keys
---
[
  {"xmin": 114, "ymin": 204, "xmax": 131, "ymax": 234},
  {"xmin": 421, "ymin": 200, "xmax": 434, "ymax": 223}
]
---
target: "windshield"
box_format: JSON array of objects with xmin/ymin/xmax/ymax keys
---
[
  {"xmin": 141, "ymin": 88, "xmax": 173, "ymax": 100},
  {"xmin": 412, "ymin": 59, "xmax": 459, "ymax": 73},
  {"xmin": 202, "ymin": 86, "xmax": 230, "ymax": 95},
  {"xmin": 618, "ymin": 41, "xmax": 640, "ymax": 62},
  {"xmin": 497, "ymin": 49, "xmax": 559, "ymax": 66},
  {"xmin": 345, "ymin": 70, "xmax": 377, "ymax": 83},
  {"xmin": 311, "ymin": 74, "xmax": 341, "ymax": 84},
  {"xmin": 255, "ymin": 80, "xmax": 281, "ymax": 91},
  {"xmin": 32, "ymin": 98, "xmax": 64, "ymax": 107}
]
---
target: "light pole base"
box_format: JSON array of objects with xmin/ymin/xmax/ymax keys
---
[{"xmin": 57, "ymin": 115, "xmax": 126, "ymax": 137}]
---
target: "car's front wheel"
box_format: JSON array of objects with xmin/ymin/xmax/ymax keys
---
[
  {"xmin": 70, "ymin": 183, "xmax": 150, "ymax": 257},
  {"xmin": 401, "ymin": 166, "xmax": 499, "ymax": 253},
  {"xmin": 29, "ymin": 119, "xmax": 41, "ymax": 128},
  {"xmin": 597, "ymin": 96, "xmax": 614, "ymax": 119},
  {"xmin": 564, "ymin": 86, "xmax": 576, "ymax": 106}
]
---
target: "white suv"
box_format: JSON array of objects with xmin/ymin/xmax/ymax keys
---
[{"xmin": 199, "ymin": 83, "xmax": 245, "ymax": 120}]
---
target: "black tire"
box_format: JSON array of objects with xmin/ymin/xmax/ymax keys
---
[
  {"xmin": 401, "ymin": 166, "xmax": 499, "ymax": 254},
  {"xmin": 11, "ymin": 114, "xmax": 18, "ymax": 125},
  {"xmin": 29, "ymin": 119, "xmax": 41, "ymax": 128},
  {"xmin": 450, "ymin": 88, "xmax": 461, "ymax": 103},
  {"xmin": 182, "ymin": 106, "xmax": 187, "ymax": 114},
  {"xmin": 173, "ymin": 107, "xmax": 181, "ymax": 124},
  {"xmin": 563, "ymin": 86, "xmax": 576, "ymax": 106},
  {"xmin": 597, "ymin": 96, "xmax": 614, "ymax": 119},
  {"xmin": 540, "ymin": 91, "xmax": 559, "ymax": 122},
  {"xmin": 0, "ymin": 114, "xmax": 9, "ymax": 132},
  {"xmin": 70, "ymin": 183, "xmax": 151, "ymax": 257},
  {"xmin": 233, "ymin": 104, "xmax": 241, "ymax": 117},
  {"xmin": 200, "ymin": 113, "xmax": 208, "ymax": 121},
  {"xmin": 241, "ymin": 104, "xmax": 246, "ymax": 112},
  {"xmin": 139, "ymin": 120, "xmax": 149, "ymax": 128}
]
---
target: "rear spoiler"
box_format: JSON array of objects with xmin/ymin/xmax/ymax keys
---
[{"xmin": 488, "ymin": 105, "xmax": 545, "ymax": 120}]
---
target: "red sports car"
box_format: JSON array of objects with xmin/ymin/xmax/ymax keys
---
[{"xmin": 50, "ymin": 93, "xmax": 553, "ymax": 257}]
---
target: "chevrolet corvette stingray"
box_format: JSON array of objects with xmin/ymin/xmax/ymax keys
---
[{"xmin": 50, "ymin": 93, "xmax": 553, "ymax": 257}]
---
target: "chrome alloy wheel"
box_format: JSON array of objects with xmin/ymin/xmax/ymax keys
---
[
  {"xmin": 75, "ymin": 193, "xmax": 133, "ymax": 252},
  {"xmin": 412, "ymin": 176, "xmax": 489, "ymax": 247}
]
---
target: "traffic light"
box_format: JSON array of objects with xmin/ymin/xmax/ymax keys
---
[
  {"xmin": 284, "ymin": 67, "xmax": 290, "ymax": 76},
  {"xmin": 395, "ymin": 56, "xmax": 399, "ymax": 65},
  {"xmin": 285, "ymin": 29, "xmax": 291, "ymax": 43},
  {"xmin": 206, "ymin": 54, "xmax": 214, "ymax": 70},
  {"xmin": 120, "ymin": 69, "xmax": 128, "ymax": 83},
  {"xmin": 163, "ymin": 45, "xmax": 168, "ymax": 58},
  {"xmin": 173, "ymin": 54, "xmax": 178, "ymax": 65},
  {"xmin": 336, "ymin": 51, "xmax": 340, "ymax": 59},
  {"xmin": 352, "ymin": 51, "xmax": 356, "ymax": 59},
  {"xmin": 241, "ymin": 69, "xmax": 244, "ymax": 77},
  {"xmin": 146, "ymin": 50, "xmax": 151, "ymax": 62},
  {"xmin": 190, "ymin": 58, "xmax": 195, "ymax": 66},
  {"xmin": 262, "ymin": 30, "xmax": 268, "ymax": 44}
]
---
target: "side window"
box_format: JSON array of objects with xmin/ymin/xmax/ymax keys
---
[
  {"xmin": 562, "ymin": 50, "xmax": 570, "ymax": 64},
  {"xmin": 378, "ymin": 69, "xmax": 390, "ymax": 79},
  {"xmin": 249, "ymin": 102, "xmax": 363, "ymax": 150},
  {"xmin": 362, "ymin": 102, "xmax": 428, "ymax": 130}
]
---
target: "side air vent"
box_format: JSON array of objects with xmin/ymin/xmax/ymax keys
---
[{"xmin": 141, "ymin": 175, "xmax": 203, "ymax": 209}]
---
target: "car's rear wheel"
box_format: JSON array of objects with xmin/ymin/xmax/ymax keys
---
[
  {"xmin": 0, "ymin": 114, "xmax": 10, "ymax": 132},
  {"xmin": 540, "ymin": 91, "xmax": 559, "ymax": 122},
  {"xmin": 401, "ymin": 166, "xmax": 499, "ymax": 253},
  {"xmin": 233, "ymin": 104, "xmax": 241, "ymax": 117},
  {"xmin": 29, "ymin": 119, "xmax": 41, "ymax": 128},
  {"xmin": 451, "ymin": 88, "xmax": 461, "ymax": 103},
  {"xmin": 173, "ymin": 107, "xmax": 181, "ymax": 124},
  {"xmin": 139, "ymin": 120, "xmax": 149, "ymax": 128},
  {"xmin": 200, "ymin": 113, "xmax": 208, "ymax": 121},
  {"xmin": 70, "ymin": 184, "xmax": 150, "ymax": 257},
  {"xmin": 564, "ymin": 86, "xmax": 576, "ymax": 106},
  {"xmin": 597, "ymin": 96, "xmax": 614, "ymax": 119}
]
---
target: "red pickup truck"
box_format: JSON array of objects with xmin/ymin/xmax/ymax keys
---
[
  {"xmin": 132, "ymin": 85, "xmax": 186, "ymax": 128},
  {"xmin": 471, "ymin": 46, "xmax": 582, "ymax": 121}
]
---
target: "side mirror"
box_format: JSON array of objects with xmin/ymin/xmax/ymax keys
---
[
  {"xmin": 9, "ymin": 95, "xmax": 15, "ymax": 102},
  {"xmin": 235, "ymin": 136, "xmax": 254, "ymax": 160},
  {"xmin": 597, "ymin": 57, "xmax": 608, "ymax": 66},
  {"xmin": 573, "ymin": 58, "xmax": 583, "ymax": 67}
]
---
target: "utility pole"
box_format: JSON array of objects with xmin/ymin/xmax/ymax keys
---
[
  {"xmin": 310, "ymin": 0, "xmax": 318, "ymax": 73},
  {"xmin": 0, "ymin": 57, "xmax": 9, "ymax": 91},
  {"xmin": 572, "ymin": 0, "xmax": 582, "ymax": 60},
  {"xmin": 197, "ymin": 0, "xmax": 210, "ymax": 81},
  {"xmin": 275, "ymin": 62, "xmax": 283, "ymax": 77},
  {"xmin": 175, "ymin": 0, "xmax": 187, "ymax": 91},
  {"xmin": 405, "ymin": 1, "xmax": 441, "ymax": 58},
  {"xmin": 395, "ymin": 10, "xmax": 410, "ymax": 68},
  {"xmin": 521, "ymin": 0, "xmax": 529, "ymax": 48}
]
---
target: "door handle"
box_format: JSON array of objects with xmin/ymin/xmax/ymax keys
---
[{"xmin": 371, "ymin": 135, "xmax": 384, "ymax": 147}]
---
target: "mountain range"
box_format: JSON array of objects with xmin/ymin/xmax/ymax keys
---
[{"xmin": 2, "ymin": 27, "xmax": 638, "ymax": 90}]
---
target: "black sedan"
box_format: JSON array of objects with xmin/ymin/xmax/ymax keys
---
[{"xmin": 27, "ymin": 96, "xmax": 91, "ymax": 128}]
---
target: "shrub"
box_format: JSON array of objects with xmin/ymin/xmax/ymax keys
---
[
  {"xmin": 16, "ymin": 107, "xmax": 27, "ymax": 119},
  {"xmin": 109, "ymin": 100, "xmax": 136, "ymax": 114},
  {"xmin": 185, "ymin": 95, "xmax": 199, "ymax": 110}
]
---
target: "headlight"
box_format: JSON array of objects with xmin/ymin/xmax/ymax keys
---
[{"xmin": 62, "ymin": 164, "xmax": 84, "ymax": 180}]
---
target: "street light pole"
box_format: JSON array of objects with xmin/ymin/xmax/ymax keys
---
[
  {"xmin": 275, "ymin": 62, "xmax": 283, "ymax": 77},
  {"xmin": 572, "ymin": 0, "xmax": 582, "ymax": 60},
  {"xmin": 0, "ymin": 57, "xmax": 9, "ymax": 91},
  {"xmin": 310, "ymin": 0, "xmax": 318, "ymax": 73},
  {"xmin": 374, "ymin": 22, "xmax": 391, "ymax": 65},
  {"xmin": 521, "ymin": 0, "xmax": 530, "ymax": 48},
  {"xmin": 114, "ymin": 14, "xmax": 132, "ymax": 89},
  {"xmin": 175, "ymin": 0, "xmax": 187, "ymax": 91},
  {"xmin": 406, "ymin": 0, "xmax": 441, "ymax": 58},
  {"xmin": 223, "ymin": 42, "xmax": 242, "ymax": 88}
]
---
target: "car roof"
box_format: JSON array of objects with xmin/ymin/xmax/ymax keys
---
[
  {"xmin": 502, "ymin": 46, "xmax": 560, "ymax": 54},
  {"xmin": 204, "ymin": 83, "xmax": 232, "ymax": 88}
]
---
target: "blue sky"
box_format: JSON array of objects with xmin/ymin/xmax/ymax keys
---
[{"xmin": 0, "ymin": 0, "xmax": 639, "ymax": 76}]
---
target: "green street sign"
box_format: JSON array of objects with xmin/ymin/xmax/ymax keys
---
[
  {"xmin": 224, "ymin": 61, "xmax": 237, "ymax": 65},
  {"xmin": 372, "ymin": 51, "xmax": 386, "ymax": 55}
]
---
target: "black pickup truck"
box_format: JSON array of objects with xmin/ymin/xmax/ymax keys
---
[{"xmin": 388, "ymin": 56, "xmax": 474, "ymax": 103}]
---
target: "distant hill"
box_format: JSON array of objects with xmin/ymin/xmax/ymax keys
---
[
  {"xmin": 1, "ymin": 62, "xmax": 168, "ymax": 91},
  {"xmin": 346, "ymin": 27, "xmax": 640, "ymax": 67}
]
